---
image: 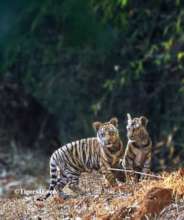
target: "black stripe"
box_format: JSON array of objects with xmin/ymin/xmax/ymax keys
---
[
  {"xmin": 127, "ymin": 154, "xmax": 134, "ymax": 161},
  {"xmin": 81, "ymin": 140, "xmax": 86, "ymax": 164},
  {"xmin": 51, "ymin": 174, "xmax": 57, "ymax": 179},
  {"xmin": 54, "ymin": 151, "xmax": 60, "ymax": 163},
  {"xmin": 62, "ymin": 173, "xmax": 67, "ymax": 178},
  {"xmin": 45, "ymin": 192, "xmax": 51, "ymax": 199},
  {"xmin": 50, "ymin": 181, "xmax": 56, "ymax": 185},
  {"xmin": 49, "ymin": 186, "xmax": 54, "ymax": 190},
  {"xmin": 50, "ymin": 162, "xmax": 55, "ymax": 167},
  {"xmin": 51, "ymin": 168, "xmax": 57, "ymax": 172},
  {"xmin": 78, "ymin": 140, "xmax": 85, "ymax": 169},
  {"xmin": 132, "ymin": 140, "xmax": 150, "ymax": 149}
]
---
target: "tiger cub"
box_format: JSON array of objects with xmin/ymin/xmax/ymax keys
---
[
  {"xmin": 122, "ymin": 113, "xmax": 152, "ymax": 182},
  {"xmin": 42, "ymin": 117, "xmax": 124, "ymax": 200}
]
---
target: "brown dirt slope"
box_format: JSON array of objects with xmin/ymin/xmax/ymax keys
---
[{"xmin": 1, "ymin": 170, "xmax": 184, "ymax": 220}]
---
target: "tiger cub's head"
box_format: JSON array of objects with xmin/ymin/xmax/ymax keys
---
[
  {"xmin": 126, "ymin": 113, "xmax": 149, "ymax": 144},
  {"xmin": 93, "ymin": 117, "xmax": 120, "ymax": 147}
]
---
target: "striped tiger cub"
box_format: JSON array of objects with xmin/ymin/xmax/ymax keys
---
[
  {"xmin": 122, "ymin": 113, "xmax": 152, "ymax": 182},
  {"xmin": 43, "ymin": 117, "xmax": 124, "ymax": 200}
]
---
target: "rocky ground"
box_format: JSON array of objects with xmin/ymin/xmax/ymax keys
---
[{"xmin": 1, "ymin": 165, "xmax": 184, "ymax": 220}]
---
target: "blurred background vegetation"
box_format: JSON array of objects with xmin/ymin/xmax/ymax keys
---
[{"xmin": 0, "ymin": 0, "xmax": 184, "ymax": 177}]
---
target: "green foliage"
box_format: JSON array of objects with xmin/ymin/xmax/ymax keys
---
[{"xmin": 1, "ymin": 0, "xmax": 184, "ymax": 169}]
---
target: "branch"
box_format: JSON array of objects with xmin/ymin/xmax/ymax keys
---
[{"xmin": 109, "ymin": 168, "xmax": 163, "ymax": 179}]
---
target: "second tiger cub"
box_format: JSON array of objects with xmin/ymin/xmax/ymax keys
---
[{"xmin": 122, "ymin": 113, "xmax": 152, "ymax": 182}]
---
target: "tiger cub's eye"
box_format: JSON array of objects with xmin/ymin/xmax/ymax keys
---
[
  {"xmin": 109, "ymin": 131, "xmax": 115, "ymax": 136},
  {"xmin": 127, "ymin": 125, "xmax": 131, "ymax": 130}
]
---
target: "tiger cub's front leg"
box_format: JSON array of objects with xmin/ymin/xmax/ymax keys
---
[
  {"xmin": 100, "ymin": 161, "xmax": 117, "ymax": 186},
  {"xmin": 123, "ymin": 147, "xmax": 137, "ymax": 183},
  {"xmin": 140, "ymin": 152, "xmax": 151, "ymax": 180}
]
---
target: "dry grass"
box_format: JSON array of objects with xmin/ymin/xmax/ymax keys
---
[{"xmin": 1, "ymin": 170, "xmax": 184, "ymax": 220}]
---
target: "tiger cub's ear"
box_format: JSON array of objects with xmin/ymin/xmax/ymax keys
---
[
  {"xmin": 127, "ymin": 113, "xmax": 132, "ymax": 123},
  {"xmin": 93, "ymin": 121, "xmax": 102, "ymax": 131},
  {"xmin": 109, "ymin": 117, "xmax": 118, "ymax": 128},
  {"xmin": 140, "ymin": 116, "xmax": 148, "ymax": 127}
]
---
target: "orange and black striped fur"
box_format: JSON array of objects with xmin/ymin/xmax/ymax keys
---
[
  {"xmin": 44, "ymin": 117, "xmax": 124, "ymax": 199},
  {"xmin": 122, "ymin": 113, "xmax": 152, "ymax": 182}
]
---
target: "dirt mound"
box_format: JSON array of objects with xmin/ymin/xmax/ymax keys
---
[{"xmin": 133, "ymin": 187, "xmax": 173, "ymax": 219}]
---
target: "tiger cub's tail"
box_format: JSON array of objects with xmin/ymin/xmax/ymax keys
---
[{"xmin": 44, "ymin": 155, "xmax": 58, "ymax": 199}]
